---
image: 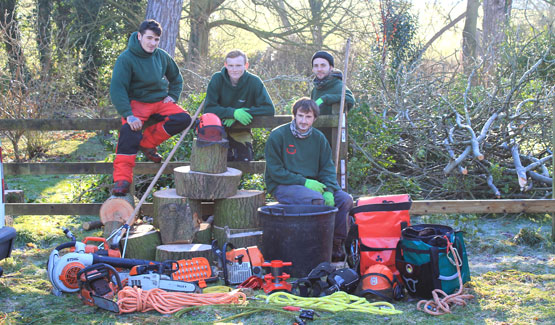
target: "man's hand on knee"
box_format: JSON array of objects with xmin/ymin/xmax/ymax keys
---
[
  {"xmin": 323, "ymin": 191, "xmax": 335, "ymax": 206},
  {"xmin": 304, "ymin": 179, "xmax": 326, "ymax": 194},
  {"xmin": 126, "ymin": 115, "xmax": 143, "ymax": 131}
]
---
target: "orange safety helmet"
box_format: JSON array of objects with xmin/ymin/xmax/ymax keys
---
[
  {"xmin": 358, "ymin": 264, "xmax": 404, "ymax": 302},
  {"xmin": 196, "ymin": 113, "xmax": 226, "ymax": 142}
]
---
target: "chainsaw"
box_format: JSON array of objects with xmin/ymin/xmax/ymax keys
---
[
  {"xmin": 120, "ymin": 260, "xmax": 200, "ymax": 293},
  {"xmin": 211, "ymin": 240, "xmax": 264, "ymax": 285},
  {"xmin": 77, "ymin": 263, "xmax": 122, "ymax": 312},
  {"xmin": 47, "ymin": 240, "xmax": 161, "ymax": 296}
]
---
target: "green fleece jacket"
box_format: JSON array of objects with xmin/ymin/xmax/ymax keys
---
[
  {"xmin": 310, "ymin": 69, "xmax": 355, "ymax": 115},
  {"xmin": 264, "ymin": 123, "xmax": 339, "ymax": 195},
  {"xmin": 110, "ymin": 32, "xmax": 183, "ymax": 118},
  {"xmin": 204, "ymin": 68, "xmax": 274, "ymax": 119}
]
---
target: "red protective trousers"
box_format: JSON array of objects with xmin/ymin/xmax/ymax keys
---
[{"xmin": 113, "ymin": 100, "xmax": 191, "ymax": 183}]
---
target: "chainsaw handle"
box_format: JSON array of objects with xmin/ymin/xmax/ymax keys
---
[
  {"xmin": 82, "ymin": 237, "xmax": 109, "ymax": 246},
  {"xmin": 54, "ymin": 241, "xmax": 77, "ymax": 252}
]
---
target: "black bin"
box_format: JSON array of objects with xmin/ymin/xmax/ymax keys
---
[
  {"xmin": 0, "ymin": 226, "xmax": 16, "ymax": 277},
  {"xmin": 259, "ymin": 204, "xmax": 337, "ymax": 278}
]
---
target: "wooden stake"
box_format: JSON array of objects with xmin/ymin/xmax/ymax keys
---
[{"xmin": 334, "ymin": 38, "xmax": 352, "ymax": 173}]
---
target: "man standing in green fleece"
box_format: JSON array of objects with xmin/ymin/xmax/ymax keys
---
[
  {"xmin": 205, "ymin": 50, "xmax": 275, "ymax": 161},
  {"xmin": 110, "ymin": 20, "xmax": 191, "ymax": 195},
  {"xmin": 311, "ymin": 51, "xmax": 355, "ymax": 144},
  {"xmin": 265, "ymin": 97, "xmax": 353, "ymax": 262}
]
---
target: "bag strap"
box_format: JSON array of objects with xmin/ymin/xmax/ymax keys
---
[
  {"xmin": 350, "ymin": 201, "xmax": 412, "ymax": 216},
  {"xmin": 345, "ymin": 224, "xmax": 360, "ymax": 271}
]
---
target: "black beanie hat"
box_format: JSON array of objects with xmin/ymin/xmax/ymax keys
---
[{"xmin": 312, "ymin": 51, "xmax": 334, "ymax": 67}]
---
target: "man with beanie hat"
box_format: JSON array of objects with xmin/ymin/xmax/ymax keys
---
[{"xmin": 311, "ymin": 50, "xmax": 355, "ymax": 144}]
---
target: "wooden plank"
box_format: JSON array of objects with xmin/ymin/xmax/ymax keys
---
[
  {"xmin": 3, "ymin": 161, "xmax": 266, "ymax": 175},
  {"xmin": 410, "ymin": 199, "xmax": 555, "ymax": 214},
  {"xmin": 0, "ymin": 116, "xmax": 337, "ymax": 131},
  {"xmin": 4, "ymin": 203, "xmax": 154, "ymax": 216},
  {"xmin": 6, "ymin": 200, "xmax": 555, "ymax": 216}
]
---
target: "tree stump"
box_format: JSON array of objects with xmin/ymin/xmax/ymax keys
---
[
  {"xmin": 155, "ymin": 244, "xmax": 213, "ymax": 261},
  {"xmin": 174, "ymin": 166, "xmax": 241, "ymax": 200},
  {"xmin": 100, "ymin": 194, "xmax": 135, "ymax": 238},
  {"xmin": 152, "ymin": 189, "xmax": 203, "ymax": 229},
  {"xmin": 5, "ymin": 189, "xmax": 24, "ymax": 203},
  {"xmin": 120, "ymin": 224, "xmax": 161, "ymax": 261},
  {"xmin": 192, "ymin": 222, "xmax": 212, "ymax": 244},
  {"xmin": 213, "ymin": 225, "xmax": 263, "ymax": 248},
  {"xmin": 157, "ymin": 200, "xmax": 202, "ymax": 244},
  {"xmin": 190, "ymin": 138, "xmax": 228, "ymax": 173},
  {"xmin": 214, "ymin": 190, "xmax": 265, "ymax": 228}
]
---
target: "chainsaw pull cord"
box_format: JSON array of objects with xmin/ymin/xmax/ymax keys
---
[
  {"xmin": 416, "ymin": 241, "xmax": 474, "ymax": 316},
  {"xmin": 117, "ymin": 286, "xmax": 246, "ymax": 314},
  {"xmin": 102, "ymin": 101, "xmax": 205, "ymax": 256},
  {"xmin": 258, "ymin": 291, "xmax": 402, "ymax": 315}
]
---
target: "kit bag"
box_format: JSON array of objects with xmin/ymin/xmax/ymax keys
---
[
  {"xmin": 345, "ymin": 194, "xmax": 411, "ymax": 277},
  {"xmin": 395, "ymin": 224, "xmax": 471, "ymax": 299}
]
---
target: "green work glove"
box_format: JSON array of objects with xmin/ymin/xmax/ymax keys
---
[
  {"xmin": 315, "ymin": 98, "xmax": 324, "ymax": 106},
  {"xmin": 222, "ymin": 118, "xmax": 236, "ymax": 127},
  {"xmin": 304, "ymin": 179, "xmax": 326, "ymax": 194},
  {"xmin": 323, "ymin": 191, "xmax": 335, "ymax": 207},
  {"xmin": 233, "ymin": 108, "xmax": 253, "ymax": 125}
]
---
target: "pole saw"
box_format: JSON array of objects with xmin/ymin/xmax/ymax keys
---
[{"xmin": 103, "ymin": 100, "xmax": 205, "ymax": 257}]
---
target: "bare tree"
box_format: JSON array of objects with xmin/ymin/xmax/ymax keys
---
[
  {"xmin": 462, "ymin": 0, "xmax": 480, "ymax": 76},
  {"xmin": 482, "ymin": 0, "xmax": 513, "ymax": 73},
  {"xmin": 145, "ymin": 0, "xmax": 184, "ymax": 57}
]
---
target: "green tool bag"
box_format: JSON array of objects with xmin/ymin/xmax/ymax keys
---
[{"xmin": 395, "ymin": 224, "xmax": 470, "ymax": 299}]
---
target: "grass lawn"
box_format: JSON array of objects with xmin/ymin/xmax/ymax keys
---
[{"xmin": 1, "ymin": 132, "xmax": 554, "ymax": 324}]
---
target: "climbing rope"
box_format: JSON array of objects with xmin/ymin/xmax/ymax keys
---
[
  {"xmin": 416, "ymin": 241, "xmax": 474, "ymax": 315},
  {"xmin": 258, "ymin": 291, "xmax": 402, "ymax": 315},
  {"xmin": 117, "ymin": 286, "xmax": 247, "ymax": 314},
  {"xmin": 202, "ymin": 285, "xmax": 234, "ymax": 293}
]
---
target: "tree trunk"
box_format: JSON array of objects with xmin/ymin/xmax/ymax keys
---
[
  {"xmin": 0, "ymin": 0, "xmax": 29, "ymax": 82},
  {"xmin": 190, "ymin": 138, "xmax": 228, "ymax": 174},
  {"xmin": 100, "ymin": 194, "xmax": 136, "ymax": 238},
  {"xmin": 192, "ymin": 222, "xmax": 212, "ymax": 244},
  {"xmin": 36, "ymin": 0, "xmax": 52, "ymax": 74},
  {"xmin": 174, "ymin": 166, "xmax": 241, "ymax": 200},
  {"xmin": 482, "ymin": 0, "xmax": 512, "ymax": 73},
  {"xmin": 145, "ymin": 0, "xmax": 184, "ymax": 57},
  {"xmin": 213, "ymin": 190, "xmax": 265, "ymax": 228},
  {"xmin": 152, "ymin": 188, "xmax": 202, "ymax": 229},
  {"xmin": 155, "ymin": 243, "xmax": 214, "ymax": 261},
  {"xmin": 462, "ymin": 0, "xmax": 480, "ymax": 76},
  {"xmin": 188, "ymin": 0, "xmax": 224, "ymax": 64},
  {"xmin": 121, "ymin": 224, "xmax": 161, "ymax": 260},
  {"xmin": 157, "ymin": 198, "xmax": 202, "ymax": 244},
  {"xmin": 309, "ymin": 0, "xmax": 324, "ymax": 49}
]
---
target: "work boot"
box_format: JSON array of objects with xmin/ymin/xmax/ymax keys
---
[
  {"xmin": 140, "ymin": 146, "xmax": 163, "ymax": 163},
  {"xmin": 112, "ymin": 180, "xmax": 130, "ymax": 196},
  {"xmin": 332, "ymin": 239, "xmax": 346, "ymax": 262}
]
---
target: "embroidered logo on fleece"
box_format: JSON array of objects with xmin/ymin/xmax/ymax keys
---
[{"xmin": 286, "ymin": 144, "xmax": 296, "ymax": 155}]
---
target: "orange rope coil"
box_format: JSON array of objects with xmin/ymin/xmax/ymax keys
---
[
  {"xmin": 416, "ymin": 244, "xmax": 474, "ymax": 315},
  {"xmin": 117, "ymin": 286, "xmax": 247, "ymax": 314}
]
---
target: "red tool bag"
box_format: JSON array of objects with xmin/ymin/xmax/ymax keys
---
[{"xmin": 345, "ymin": 194, "xmax": 411, "ymax": 279}]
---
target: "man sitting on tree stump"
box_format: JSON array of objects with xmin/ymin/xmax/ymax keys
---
[
  {"xmin": 204, "ymin": 50, "xmax": 275, "ymax": 161},
  {"xmin": 264, "ymin": 97, "xmax": 353, "ymax": 262},
  {"xmin": 110, "ymin": 19, "xmax": 191, "ymax": 195},
  {"xmin": 310, "ymin": 51, "xmax": 355, "ymax": 145}
]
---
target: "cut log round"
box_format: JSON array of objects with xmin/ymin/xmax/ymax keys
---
[
  {"xmin": 214, "ymin": 190, "xmax": 265, "ymax": 228},
  {"xmin": 120, "ymin": 224, "xmax": 161, "ymax": 261},
  {"xmin": 174, "ymin": 166, "xmax": 241, "ymax": 200},
  {"xmin": 100, "ymin": 194, "xmax": 136, "ymax": 238},
  {"xmin": 155, "ymin": 244, "xmax": 214, "ymax": 261},
  {"xmin": 157, "ymin": 200, "xmax": 202, "ymax": 245},
  {"xmin": 153, "ymin": 189, "xmax": 204, "ymax": 230},
  {"xmin": 190, "ymin": 138, "xmax": 228, "ymax": 173},
  {"xmin": 192, "ymin": 222, "xmax": 212, "ymax": 244},
  {"xmin": 213, "ymin": 225, "xmax": 263, "ymax": 248}
]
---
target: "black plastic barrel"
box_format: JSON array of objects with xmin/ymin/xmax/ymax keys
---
[{"xmin": 259, "ymin": 204, "xmax": 337, "ymax": 278}]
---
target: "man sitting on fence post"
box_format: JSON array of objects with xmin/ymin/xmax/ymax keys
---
[
  {"xmin": 109, "ymin": 19, "xmax": 192, "ymax": 195},
  {"xmin": 204, "ymin": 50, "xmax": 275, "ymax": 161},
  {"xmin": 310, "ymin": 50, "xmax": 355, "ymax": 144},
  {"xmin": 264, "ymin": 97, "xmax": 353, "ymax": 262}
]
